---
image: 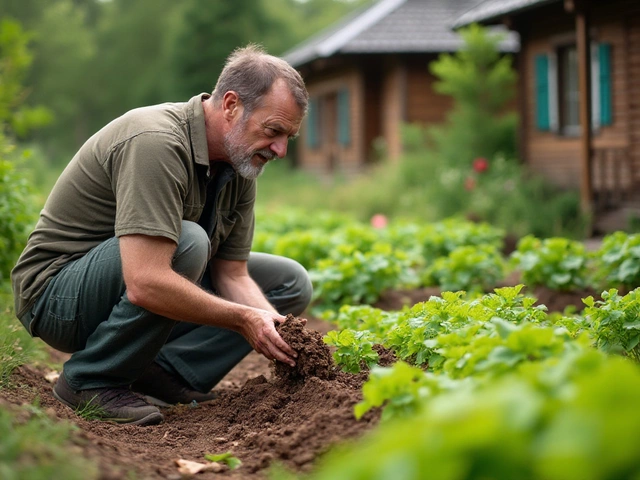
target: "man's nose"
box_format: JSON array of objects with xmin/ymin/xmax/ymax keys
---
[{"xmin": 270, "ymin": 137, "xmax": 288, "ymax": 158}]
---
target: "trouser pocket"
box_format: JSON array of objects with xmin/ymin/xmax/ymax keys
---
[{"xmin": 31, "ymin": 271, "xmax": 84, "ymax": 353}]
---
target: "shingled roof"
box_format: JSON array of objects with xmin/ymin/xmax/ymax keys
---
[
  {"xmin": 283, "ymin": 0, "xmax": 519, "ymax": 68},
  {"xmin": 453, "ymin": 0, "xmax": 560, "ymax": 28}
]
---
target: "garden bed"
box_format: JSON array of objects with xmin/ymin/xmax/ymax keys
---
[{"xmin": 0, "ymin": 288, "xmax": 597, "ymax": 479}]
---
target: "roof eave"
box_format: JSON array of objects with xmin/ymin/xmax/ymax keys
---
[{"xmin": 452, "ymin": 0, "xmax": 561, "ymax": 29}]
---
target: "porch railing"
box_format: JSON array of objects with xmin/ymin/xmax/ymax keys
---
[{"xmin": 591, "ymin": 147, "xmax": 634, "ymax": 211}]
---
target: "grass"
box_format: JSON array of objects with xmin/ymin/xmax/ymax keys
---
[
  {"xmin": 0, "ymin": 282, "xmax": 100, "ymax": 479},
  {"xmin": 73, "ymin": 396, "xmax": 109, "ymax": 421},
  {"xmin": 0, "ymin": 287, "xmax": 49, "ymax": 388},
  {"xmin": 0, "ymin": 400, "xmax": 98, "ymax": 480}
]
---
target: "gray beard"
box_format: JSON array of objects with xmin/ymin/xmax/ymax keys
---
[{"xmin": 223, "ymin": 123, "xmax": 275, "ymax": 179}]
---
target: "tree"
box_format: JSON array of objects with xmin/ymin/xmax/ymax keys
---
[
  {"xmin": 164, "ymin": 0, "xmax": 287, "ymax": 100},
  {"xmin": 428, "ymin": 24, "xmax": 518, "ymax": 167}
]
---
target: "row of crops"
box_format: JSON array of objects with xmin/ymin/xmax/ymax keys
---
[
  {"xmin": 255, "ymin": 208, "xmax": 640, "ymax": 311},
  {"xmin": 256, "ymin": 209, "xmax": 640, "ymax": 480}
]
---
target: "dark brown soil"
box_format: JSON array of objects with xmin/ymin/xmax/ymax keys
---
[
  {"xmin": 0, "ymin": 288, "xmax": 592, "ymax": 479},
  {"xmin": 273, "ymin": 315, "xmax": 336, "ymax": 382}
]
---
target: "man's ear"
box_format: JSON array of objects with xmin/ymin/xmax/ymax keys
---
[{"xmin": 222, "ymin": 91, "xmax": 242, "ymax": 121}]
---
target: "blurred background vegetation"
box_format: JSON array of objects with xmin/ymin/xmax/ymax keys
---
[{"xmin": 0, "ymin": 0, "xmax": 587, "ymax": 290}]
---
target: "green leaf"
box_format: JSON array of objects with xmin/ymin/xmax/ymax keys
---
[{"xmin": 204, "ymin": 452, "xmax": 242, "ymax": 470}]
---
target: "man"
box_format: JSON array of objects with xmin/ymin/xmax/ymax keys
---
[{"xmin": 11, "ymin": 45, "xmax": 312, "ymax": 426}]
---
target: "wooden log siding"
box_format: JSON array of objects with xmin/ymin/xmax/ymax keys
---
[
  {"xmin": 300, "ymin": 69, "xmax": 364, "ymax": 174},
  {"xmin": 521, "ymin": 0, "xmax": 639, "ymax": 194}
]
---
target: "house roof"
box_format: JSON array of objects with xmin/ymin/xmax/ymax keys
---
[
  {"xmin": 453, "ymin": 0, "xmax": 560, "ymax": 28},
  {"xmin": 283, "ymin": 0, "xmax": 519, "ymax": 68}
]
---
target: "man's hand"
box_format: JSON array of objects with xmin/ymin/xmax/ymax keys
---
[{"xmin": 241, "ymin": 309, "xmax": 297, "ymax": 367}]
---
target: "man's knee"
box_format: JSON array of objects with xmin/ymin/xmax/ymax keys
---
[
  {"xmin": 287, "ymin": 259, "xmax": 313, "ymax": 315},
  {"xmin": 173, "ymin": 221, "xmax": 210, "ymax": 281},
  {"xmin": 250, "ymin": 253, "xmax": 313, "ymax": 316}
]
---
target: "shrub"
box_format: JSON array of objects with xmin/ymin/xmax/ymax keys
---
[
  {"xmin": 592, "ymin": 231, "xmax": 640, "ymax": 290},
  {"xmin": 510, "ymin": 235, "xmax": 590, "ymax": 290}
]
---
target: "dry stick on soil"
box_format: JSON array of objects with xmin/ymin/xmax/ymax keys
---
[{"xmin": 274, "ymin": 314, "xmax": 337, "ymax": 382}]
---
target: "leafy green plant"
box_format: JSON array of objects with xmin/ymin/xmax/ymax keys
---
[
  {"xmin": 354, "ymin": 362, "xmax": 440, "ymax": 421},
  {"xmin": 323, "ymin": 329, "xmax": 379, "ymax": 374},
  {"xmin": 0, "ymin": 158, "xmax": 37, "ymax": 282},
  {"xmin": 330, "ymin": 304, "xmax": 398, "ymax": 338},
  {"xmin": 422, "ymin": 244, "xmax": 505, "ymax": 292},
  {"xmin": 592, "ymin": 231, "xmax": 640, "ymax": 290},
  {"xmin": 479, "ymin": 284, "xmax": 548, "ymax": 325},
  {"xmin": 510, "ymin": 235, "xmax": 590, "ymax": 290},
  {"xmin": 434, "ymin": 319, "xmax": 576, "ymax": 380},
  {"xmin": 277, "ymin": 353, "xmax": 640, "ymax": 480},
  {"xmin": 416, "ymin": 217, "xmax": 505, "ymax": 262},
  {"xmin": 383, "ymin": 291, "xmax": 479, "ymax": 366},
  {"xmin": 205, "ymin": 452, "xmax": 242, "ymax": 470},
  {"xmin": 309, "ymin": 243, "xmax": 417, "ymax": 312},
  {"xmin": 583, "ymin": 288, "xmax": 640, "ymax": 362}
]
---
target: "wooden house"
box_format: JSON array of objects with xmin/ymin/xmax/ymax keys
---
[
  {"xmin": 454, "ymin": 0, "xmax": 640, "ymax": 232},
  {"xmin": 282, "ymin": 0, "xmax": 518, "ymax": 175}
]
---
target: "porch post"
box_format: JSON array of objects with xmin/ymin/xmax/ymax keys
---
[{"xmin": 575, "ymin": 1, "xmax": 594, "ymax": 224}]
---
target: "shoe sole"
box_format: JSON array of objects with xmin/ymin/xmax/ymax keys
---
[
  {"xmin": 140, "ymin": 394, "xmax": 172, "ymax": 408},
  {"xmin": 53, "ymin": 387, "xmax": 164, "ymax": 426},
  {"xmin": 138, "ymin": 393, "xmax": 218, "ymax": 408}
]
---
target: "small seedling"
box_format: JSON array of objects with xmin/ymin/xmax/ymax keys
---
[{"xmin": 204, "ymin": 452, "xmax": 242, "ymax": 470}]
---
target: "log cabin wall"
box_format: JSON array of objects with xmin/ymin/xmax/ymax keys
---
[
  {"xmin": 300, "ymin": 68, "xmax": 364, "ymax": 175},
  {"xmin": 518, "ymin": 0, "xmax": 639, "ymax": 191},
  {"xmin": 405, "ymin": 54, "xmax": 454, "ymax": 126}
]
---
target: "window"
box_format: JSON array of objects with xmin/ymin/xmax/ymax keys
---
[
  {"xmin": 559, "ymin": 45, "xmax": 580, "ymax": 135},
  {"xmin": 535, "ymin": 42, "xmax": 612, "ymax": 134},
  {"xmin": 336, "ymin": 88, "xmax": 351, "ymax": 146},
  {"xmin": 306, "ymin": 97, "xmax": 321, "ymax": 148}
]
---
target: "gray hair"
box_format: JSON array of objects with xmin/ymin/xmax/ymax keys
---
[{"xmin": 212, "ymin": 44, "xmax": 308, "ymax": 117}]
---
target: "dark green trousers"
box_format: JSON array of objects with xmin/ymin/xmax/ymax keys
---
[{"xmin": 23, "ymin": 221, "xmax": 312, "ymax": 392}]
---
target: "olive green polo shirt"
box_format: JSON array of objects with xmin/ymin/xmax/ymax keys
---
[{"xmin": 11, "ymin": 94, "xmax": 256, "ymax": 318}]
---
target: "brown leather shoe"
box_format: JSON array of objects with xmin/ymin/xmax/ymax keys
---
[
  {"xmin": 53, "ymin": 373, "xmax": 163, "ymax": 426},
  {"xmin": 131, "ymin": 362, "xmax": 218, "ymax": 407}
]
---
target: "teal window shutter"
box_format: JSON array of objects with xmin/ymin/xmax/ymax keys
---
[
  {"xmin": 599, "ymin": 43, "xmax": 612, "ymax": 126},
  {"xmin": 307, "ymin": 97, "xmax": 319, "ymax": 148},
  {"xmin": 535, "ymin": 54, "xmax": 550, "ymax": 130},
  {"xmin": 337, "ymin": 89, "xmax": 351, "ymax": 146}
]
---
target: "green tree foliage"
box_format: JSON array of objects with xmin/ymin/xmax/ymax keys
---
[
  {"xmin": 2, "ymin": 0, "xmax": 368, "ymax": 158},
  {"xmin": 164, "ymin": 0, "xmax": 290, "ymax": 100},
  {"xmin": 0, "ymin": 19, "xmax": 49, "ymax": 282},
  {"xmin": 89, "ymin": 0, "xmax": 182, "ymax": 124},
  {"xmin": 429, "ymin": 24, "xmax": 518, "ymax": 167},
  {"xmin": 25, "ymin": 0, "xmax": 95, "ymax": 155}
]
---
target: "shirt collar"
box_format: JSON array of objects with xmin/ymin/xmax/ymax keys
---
[{"xmin": 187, "ymin": 93, "xmax": 211, "ymax": 169}]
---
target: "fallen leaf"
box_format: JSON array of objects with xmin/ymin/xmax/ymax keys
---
[
  {"xmin": 175, "ymin": 459, "xmax": 222, "ymax": 475},
  {"xmin": 45, "ymin": 371, "xmax": 60, "ymax": 384}
]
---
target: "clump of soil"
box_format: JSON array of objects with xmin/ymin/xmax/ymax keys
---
[
  {"xmin": 274, "ymin": 314, "xmax": 336, "ymax": 382},
  {"xmin": 372, "ymin": 344, "xmax": 398, "ymax": 367}
]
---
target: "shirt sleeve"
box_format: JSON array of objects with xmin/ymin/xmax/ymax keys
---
[{"xmin": 108, "ymin": 132, "xmax": 190, "ymax": 243}]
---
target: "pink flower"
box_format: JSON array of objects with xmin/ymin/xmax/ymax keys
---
[
  {"xmin": 464, "ymin": 177, "xmax": 476, "ymax": 191},
  {"xmin": 370, "ymin": 214, "xmax": 388, "ymax": 229},
  {"xmin": 473, "ymin": 157, "xmax": 489, "ymax": 173}
]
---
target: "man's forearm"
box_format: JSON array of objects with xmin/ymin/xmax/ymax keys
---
[{"xmin": 210, "ymin": 268, "xmax": 277, "ymax": 314}]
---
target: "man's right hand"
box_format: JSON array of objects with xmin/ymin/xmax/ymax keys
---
[{"xmin": 240, "ymin": 309, "xmax": 297, "ymax": 367}]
